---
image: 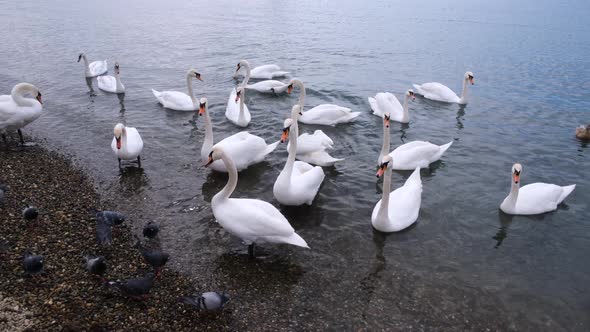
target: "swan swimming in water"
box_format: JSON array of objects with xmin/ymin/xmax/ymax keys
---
[
  {"xmin": 0, "ymin": 83, "xmax": 43, "ymax": 145},
  {"xmin": 152, "ymin": 69, "xmax": 202, "ymax": 111},
  {"xmin": 368, "ymin": 89, "xmax": 415, "ymax": 123},
  {"xmin": 413, "ymin": 71, "xmax": 475, "ymax": 104},
  {"xmin": 97, "ymin": 62, "xmax": 125, "ymax": 94},
  {"xmin": 77, "ymin": 52, "xmax": 107, "ymax": 78},
  {"xmin": 206, "ymin": 146, "xmax": 309, "ymax": 257}
]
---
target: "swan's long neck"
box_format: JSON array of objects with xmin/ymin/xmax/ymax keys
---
[
  {"xmin": 216, "ymin": 151, "xmax": 238, "ymax": 201},
  {"xmin": 241, "ymin": 62, "xmax": 251, "ymax": 88},
  {"xmin": 186, "ymin": 73, "xmax": 197, "ymax": 107},
  {"xmin": 504, "ymin": 180, "xmax": 520, "ymax": 210},
  {"xmin": 11, "ymin": 84, "xmax": 37, "ymax": 107},
  {"xmin": 201, "ymin": 104, "xmax": 214, "ymax": 161},
  {"xmin": 283, "ymin": 112, "xmax": 300, "ymax": 181},
  {"xmin": 402, "ymin": 94, "xmax": 410, "ymax": 122},
  {"xmin": 376, "ymin": 166, "xmax": 392, "ymax": 225},
  {"xmin": 81, "ymin": 54, "xmax": 89, "ymax": 71},
  {"xmin": 380, "ymin": 120, "xmax": 390, "ymax": 165},
  {"xmin": 115, "ymin": 70, "xmax": 124, "ymax": 91},
  {"xmin": 295, "ymin": 80, "xmax": 306, "ymax": 109},
  {"xmin": 459, "ymin": 78, "xmax": 469, "ymax": 103},
  {"xmin": 238, "ymin": 89, "xmax": 246, "ymax": 123}
]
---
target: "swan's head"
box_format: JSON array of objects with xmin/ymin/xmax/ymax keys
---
[
  {"xmin": 114, "ymin": 62, "xmax": 120, "ymax": 75},
  {"xmin": 77, "ymin": 52, "xmax": 85, "ymax": 62},
  {"xmin": 383, "ymin": 113, "xmax": 390, "ymax": 128},
  {"xmin": 36, "ymin": 90, "xmax": 42, "ymax": 104},
  {"xmin": 205, "ymin": 146, "xmax": 225, "ymax": 167},
  {"xmin": 235, "ymin": 86, "xmax": 245, "ymax": 103},
  {"xmin": 281, "ymin": 118, "xmax": 295, "ymax": 143},
  {"xmin": 377, "ymin": 155, "xmax": 393, "ymax": 177},
  {"xmin": 199, "ymin": 97, "xmax": 207, "ymax": 116},
  {"xmin": 188, "ymin": 69, "xmax": 203, "ymax": 81},
  {"xmin": 287, "ymin": 79, "xmax": 303, "ymax": 94},
  {"xmin": 511, "ymin": 163, "xmax": 522, "ymax": 184},
  {"xmin": 407, "ymin": 89, "xmax": 415, "ymax": 101},
  {"xmin": 234, "ymin": 60, "xmax": 250, "ymax": 77},
  {"xmin": 465, "ymin": 71, "xmax": 475, "ymax": 85},
  {"xmin": 113, "ymin": 123, "xmax": 125, "ymax": 149}
]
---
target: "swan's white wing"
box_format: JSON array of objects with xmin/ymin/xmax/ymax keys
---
[
  {"xmin": 0, "ymin": 94, "xmax": 12, "ymax": 103},
  {"xmin": 249, "ymin": 64, "xmax": 286, "ymax": 79},
  {"xmin": 292, "ymin": 161, "xmax": 325, "ymax": 192},
  {"xmin": 293, "ymin": 130, "xmax": 334, "ymax": 154},
  {"xmin": 0, "ymin": 98, "xmax": 42, "ymax": 131},
  {"xmin": 0, "ymin": 98, "xmax": 19, "ymax": 129},
  {"xmin": 153, "ymin": 90, "xmax": 196, "ymax": 111},
  {"xmin": 296, "ymin": 150, "xmax": 343, "ymax": 167},
  {"xmin": 214, "ymin": 132, "xmax": 269, "ymax": 171},
  {"xmin": 413, "ymin": 82, "xmax": 459, "ymax": 103},
  {"xmin": 89, "ymin": 60, "xmax": 107, "ymax": 76},
  {"xmin": 368, "ymin": 96, "xmax": 383, "ymax": 117},
  {"xmin": 389, "ymin": 169, "xmax": 422, "ymax": 224},
  {"xmin": 515, "ymin": 183, "xmax": 568, "ymax": 214},
  {"xmin": 246, "ymin": 80, "xmax": 288, "ymax": 93},
  {"xmin": 299, "ymin": 104, "xmax": 359, "ymax": 125},
  {"xmin": 374, "ymin": 92, "xmax": 403, "ymax": 120},
  {"xmin": 390, "ymin": 141, "xmax": 442, "ymax": 170},
  {"xmin": 97, "ymin": 75, "xmax": 117, "ymax": 92},
  {"xmin": 225, "ymin": 88, "xmax": 251, "ymax": 126}
]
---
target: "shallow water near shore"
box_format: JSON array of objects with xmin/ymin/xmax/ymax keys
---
[{"xmin": 2, "ymin": 0, "xmax": 590, "ymax": 329}]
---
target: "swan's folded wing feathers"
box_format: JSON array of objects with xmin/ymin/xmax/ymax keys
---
[{"xmin": 224, "ymin": 199, "xmax": 295, "ymax": 238}]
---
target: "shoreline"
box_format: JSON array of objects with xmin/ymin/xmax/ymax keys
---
[{"xmin": 0, "ymin": 141, "xmax": 231, "ymax": 331}]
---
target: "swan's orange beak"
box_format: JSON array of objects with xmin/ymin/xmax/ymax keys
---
[
  {"xmin": 469, "ymin": 77, "xmax": 475, "ymax": 85},
  {"xmin": 116, "ymin": 137, "xmax": 122, "ymax": 150},
  {"xmin": 376, "ymin": 165, "xmax": 386, "ymax": 177},
  {"xmin": 280, "ymin": 128, "xmax": 290, "ymax": 143},
  {"xmin": 199, "ymin": 103, "xmax": 205, "ymax": 116},
  {"xmin": 36, "ymin": 92, "xmax": 43, "ymax": 104},
  {"xmin": 513, "ymin": 173, "xmax": 519, "ymax": 184},
  {"xmin": 287, "ymin": 85, "xmax": 293, "ymax": 94}
]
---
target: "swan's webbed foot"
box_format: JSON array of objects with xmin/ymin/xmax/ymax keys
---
[
  {"xmin": 248, "ymin": 243, "xmax": 256, "ymax": 258},
  {"xmin": 17, "ymin": 129, "xmax": 25, "ymax": 145},
  {"xmin": 137, "ymin": 156, "xmax": 141, "ymax": 168}
]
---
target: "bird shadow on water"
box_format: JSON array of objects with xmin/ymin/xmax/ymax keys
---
[
  {"xmin": 117, "ymin": 93, "xmax": 126, "ymax": 114},
  {"xmin": 117, "ymin": 166, "xmax": 150, "ymax": 194},
  {"xmin": 85, "ymin": 77, "xmax": 96, "ymax": 96},
  {"xmin": 493, "ymin": 211, "xmax": 514, "ymax": 249},
  {"xmin": 456, "ymin": 104, "xmax": 466, "ymax": 130}
]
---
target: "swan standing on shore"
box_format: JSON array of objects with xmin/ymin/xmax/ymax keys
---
[
  {"xmin": 413, "ymin": 71, "xmax": 475, "ymax": 104},
  {"xmin": 111, "ymin": 123, "xmax": 144, "ymax": 168},
  {"xmin": 287, "ymin": 79, "xmax": 344, "ymax": 166},
  {"xmin": 372, "ymin": 156, "xmax": 422, "ymax": 232},
  {"xmin": 206, "ymin": 146, "xmax": 309, "ymax": 257},
  {"xmin": 98, "ymin": 63, "xmax": 125, "ymax": 93},
  {"xmin": 198, "ymin": 98, "xmax": 279, "ymax": 172},
  {"xmin": 368, "ymin": 89, "xmax": 415, "ymax": 122},
  {"xmin": 274, "ymin": 105, "xmax": 325, "ymax": 206},
  {"xmin": 0, "ymin": 83, "xmax": 43, "ymax": 145},
  {"xmin": 152, "ymin": 69, "xmax": 202, "ymax": 111},
  {"xmin": 77, "ymin": 52, "xmax": 107, "ymax": 77},
  {"xmin": 500, "ymin": 163, "xmax": 575, "ymax": 215},
  {"xmin": 226, "ymin": 60, "xmax": 253, "ymax": 126},
  {"xmin": 379, "ymin": 113, "xmax": 452, "ymax": 169}
]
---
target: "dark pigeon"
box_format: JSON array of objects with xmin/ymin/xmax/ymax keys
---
[
  {"xmin": 84, "ymin": 255, "xmax": 107, "ymax": 278},
  {"xmin": 142, "ymin": 222, "xmax": 159, "ymax": 239},
  {"xmin": 178, "ymin": 292, "xmax": 230, "ymax": 311},
  {"xmin": 22, "ymin": 206, "xmax": 39, "ymax": 221},
  {"xmin": 23, "ymin": 251, "xmax": 44, "ymax": 276},
  {"xmin": 108, "ymin": 273, "xmax": 155, "ymax": 300},
  {"xmin": 96, "ymin": 211, "xmax": 126, "ymax": 245},
  {"xmin": 0, "ymin": 184, "xmax": 8, "ymax": 204},
  {"xmin": 134, "ymin": 237, "xmax": 169, "ymax": 277}
]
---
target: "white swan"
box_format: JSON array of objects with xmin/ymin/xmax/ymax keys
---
[
  {"xmin": 97, "ymin": 62, "xmax": 125, "ymax": 93},
  {"xmin": 378, "ymin": 113, "xmax": 452, "ymax": 169},
  {"xmin": 246, "ymin": 80, "xmax": 290, "ymax": 94},
  {"xmin": 226, "ymin": 60, "xmax": 253, "ymax": 127},
  {"xmin": 372, "ymin": 157, "xmax": 422, "ymax": 233},
  {"xmin": 273, "ymin": 105, "xmax": 325, "ymax": 206},
  {"xmin": 298, "ymin": 104, "xmax": 361, "ymax": 126},
  {"xmin": 286, "ymin": 79, "xmax": 344, "ymax": 166},
  {"xmin": 413, "ymin": 71, "xmax": 475, "ymax": 104},
  {"xmin": 152, "ymin": 69, "xmax": 202, "ymax": 111},
  {"xmin": 77, "ymin": 52, "xmax": 107, "ymax": 78},
  {"xmin": 0, "ymin": 83, "xmax": 43, "ymax": 145},
  {"xmin": 368, "ymin": 89, "xmax": 415, "ymax": 122},
  {"xmin": 111, "ymin": 123, "xmax": 144, "ymax": 168},
  {"xmin": 206, "ymin": 146, "xmax": 309, "ymax": 257},
  {"xmin": 500, "ymin": 163, "xmax": 576, "ymax": 215},
  {"xmin": 198, "ymin": 98, "xmax": 279, "ymax": 173},
  {"xmin": 233, "ymin": 60, "xmax": 289, "ymax": 80}
]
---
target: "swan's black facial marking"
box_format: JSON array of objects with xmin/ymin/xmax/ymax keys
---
[
  {"xmin": 194, "ymin": 72, "xmax": 202, "ymax": 81},
  {"xmin": 287, "ymin": 83, "xmax": 294, "ymax": 94},
  {"xmin": 77, "ymin": 54, "xmax": 82, "ymax": 62},
  {"xmin": 468, "ymin": 74, "xmax": 474, "ymax": 80},
  {"xmin": 36, "ymin": 91, "xmax": 42, "ymax": 104},
  {"xmin": 513, "ymin": 169, "xmax": 520, "ymax": 176},
  {"xmin": 205, "ymin": 150, "xmax": 214, "ymax": 167}
]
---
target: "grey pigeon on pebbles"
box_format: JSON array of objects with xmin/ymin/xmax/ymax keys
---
[
  {"xmin": 22, "ymin": 206, "xmax": 39, "ymax": 224},
  {"xmin": 108, "ymin": 273, "xmax": 155, "ymax": 300},
  {"xmin": 84, "ymin": 255, "xmax": 107, "ymax": 280},
  {"xmin": 142, "ymin": 222, "xmax": 159, "ymax": 239},
  {"xmin": 178, "ymin": 292, "xmax": 230, "ymax": 311},
  {"xmin": 134, "ymin": 237, "xmax": 169, "ymax": 278},
  {"xmin": 96, "ymin": 211, "xmax": 126, "ymax": 245},
  {"xmin": 23, "ymin": 251, "xmax": 44, "ymax": 276}
]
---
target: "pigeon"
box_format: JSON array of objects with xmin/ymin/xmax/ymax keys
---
[
  {"xmin": 96, "ymin": 211, "xmax": 126, "ymax": 245},
  {"xmin": 22, "ymin": 206, "xmax": 39, "ymax": 223},
  {"xmin": 0, "ymin": 184, "xmax": 7, "ymax": 204},
  {"xmin": 134, "ymin": 237, "xmax": 169, "ymax": 277},
  {"xmin": 23, "ymin": 251, "xmax": 44, "ymax": 276},
  {"xmin": 142, "ymin": 222, "xmax": 159, "ymax": 239},
  {"xmin": 107, "ymin": 273, "xmax": 155, "ymax": 300},
  {"xmin": 178, "ymin": 292, "xmax": 230, "ymax": 311},
  {"xmin": 84, "ymin": 255, "xmax": 107, "ymax": 279}
]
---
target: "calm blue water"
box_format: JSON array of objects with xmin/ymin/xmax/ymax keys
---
[{"xmin": 1, "ymin": 0, "xmax": 589, "ymax": 329}]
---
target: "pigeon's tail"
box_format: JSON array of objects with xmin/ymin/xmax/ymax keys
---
[{"xmin": 178, "ymin": 296, "xmax": 200, "ymax": 308}]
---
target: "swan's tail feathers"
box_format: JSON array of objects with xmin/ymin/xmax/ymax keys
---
[
  {"xmin": 152, "ymin": 89, "xmax": 161, "ymax": 98},
  {"xmin": 368, "ymin": 97, "xmax": 379, "ymax": 114},
  {"xmin": 406, "ymin": 167, "xmax": 423, "ymax": 189},
  {"xmin": 286, "ymin": 232, "xmax": 309, "ymax": 249},
  {"xmin": 299, "ymin": 151, "xmax": 344, "ymax": 167},
  {"xmin": 434, "ymin": 141, "xmax": 453, "ymax": 160},
  {"xmin": 312, "ymin": 130, "xmax": 334, "ymax": 148},
  {"xmin": 273, "ymin": 71, "xmax": 290, "ymax": 78},
  {"xmin": 264, "ymin": 140, "xmax": 281, "ymax": 155},
  {"xmin": 412, "ymin": 84, "xmax": 423, "ymax": 95},
  {"xmin": 558, "ymin": 185, "xmax": 576, "ymax": 204}
]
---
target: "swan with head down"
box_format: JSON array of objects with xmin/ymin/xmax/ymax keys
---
[
  {"xmin": 0, "ymin": 83, "xmax": 43, "ymax": 145},
  {"xmin": 77, "ymin": 52, "xmax": 107, "ymax": 77}
]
